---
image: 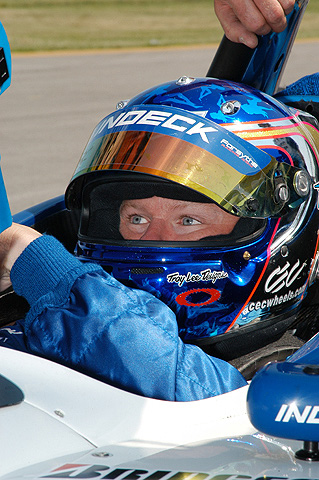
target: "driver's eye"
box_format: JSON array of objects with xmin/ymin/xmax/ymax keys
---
[
  {"xmin": 131, "ymin": 215, "xmax": 147, "ymax": 224},
  {"xmin": 182, "ymin": 217, "xmax": 201, "ymax": 226}
]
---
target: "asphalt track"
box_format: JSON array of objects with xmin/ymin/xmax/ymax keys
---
[{"xmin": 1, "ymin": 41, "xmax": 318, "ymax": 214}]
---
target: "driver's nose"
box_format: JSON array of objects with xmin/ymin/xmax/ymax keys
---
[{"xmin": 140, "ymin": 218, "xmax": 177, "ymax": 241}]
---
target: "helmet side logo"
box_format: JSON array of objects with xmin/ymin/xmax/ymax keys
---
[
  {"xmin": 264, "ymin": 260, "xmax": 307, "ymax": 294},
  {"xmin": 220, "ymin": 138, "xmax": 258, "ymax": 169},
  {"xmin": 167, "ymin": 268, "xmax": 228, "ymax": 287}
]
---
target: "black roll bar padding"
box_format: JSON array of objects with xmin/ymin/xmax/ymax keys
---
[{"xmin": 206, "ymin": 35, "xmax": 256, "ymax": 82}]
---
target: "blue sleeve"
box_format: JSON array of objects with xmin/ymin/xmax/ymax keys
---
[{"xmin": 11, "ymin": 235, "xmax": 247, "ymax": 401}]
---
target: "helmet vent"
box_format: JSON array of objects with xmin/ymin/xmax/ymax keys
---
[{"xmin": 131, "ymin": 267, "xmax": 165, "ymax": 275}]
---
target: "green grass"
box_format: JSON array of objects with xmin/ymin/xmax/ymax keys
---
[{"xmin": 1, "ymin": 0, "xmax": 318, "ymax": 53}]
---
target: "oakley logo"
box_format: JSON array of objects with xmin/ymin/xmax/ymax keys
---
[
  {"xmin": 275, "ymin": 403, "xmax": 319, "ymax": 424},
  {"xmin": 176, "ymin": 288, "xmax": 221, "ymax": 307},
  {"xmin": 95, "ymin": 109, "xmax": 217, "ymax": 143}
]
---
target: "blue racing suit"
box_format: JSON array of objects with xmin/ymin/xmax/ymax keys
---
[{"xmin": 0, "ymin": 235, "xmax": 247, "ymax": 401}]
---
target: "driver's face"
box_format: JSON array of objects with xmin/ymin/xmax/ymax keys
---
[{"xmin": 119, "ymin": 196, "xmax": 239, "ymax": 241}]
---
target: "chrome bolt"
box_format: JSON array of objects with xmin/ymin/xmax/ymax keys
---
[{"xmin": 176, "ymin": 76, "xmax": 195, "ymax": 86}]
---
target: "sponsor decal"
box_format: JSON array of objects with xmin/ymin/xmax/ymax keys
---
[
  {"xmin": 220, "ymin": 139, "xmax": 258, "ymax": 169},
  {"xmin": 39, "ymin": 465, "xmax": 291, "ymax": 480},
  {"xmin": 76, "ymin": 106, "xmax": 273, "ymax": 179},
  {"xmin": 89, "ymin": 104, "xmax": 272, "ymax": 170},
  {"xmin": 176, "ymin": 288, "xmax": 220, "ymax": 307},
  {"xmin": 264, "ymin": 260, "xmax": 307, "ymax": 294},
  {"xmin": 275, "ymin": 403, "xmax": 319, "ymax": 424},
  {"xmin": 94, "ymin": 109, "xmax": 217, "ymax": 144},
  {"xmin": 167, "ymin": 269, "xmax": 228, "ymax": 287},
  {"xmin": 243, "ymin": 260, "xmax": 307, "ymax": 315},
  {"xmin": 242, "ymin": 285, "xmax": 306, "ymax": 315}
]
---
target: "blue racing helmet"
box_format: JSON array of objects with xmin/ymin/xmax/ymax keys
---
[
  {"xmin": 0, "ymin": 21, "xmax": 12, "ymax": 235},
  {"xmin": 66, "ymin": 77, "xmax": 319, "ymax": 359}
]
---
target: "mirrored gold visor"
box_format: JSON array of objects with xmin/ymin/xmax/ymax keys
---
[{"xmin": 70, "ymin": 109, "xmax": 309, "ymax": 218}]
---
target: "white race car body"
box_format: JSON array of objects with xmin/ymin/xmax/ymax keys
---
[
  {"xmin": 0, "ymin": 344, "xmax": 317, "ymax": 480},
  {"xmin": 0, "ymin": 346, "xmax": 252, "ymax": 478}
]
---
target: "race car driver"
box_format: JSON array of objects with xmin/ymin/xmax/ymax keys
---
[
  {"xmin": 1, "ymin": 73, "xmax": 319, "ymax": 403},
  {"xmin": 0, "ymin": 0, "xmax": 300, "ymax": 402}
]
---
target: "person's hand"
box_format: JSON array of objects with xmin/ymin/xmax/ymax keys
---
[
  {"xmin": 0, "ymin": 223, "xmax": 41, "ymax": 292},
  {"xmin": 214, "ymin": 0, "xmax": 295, "ymax": 48}
]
